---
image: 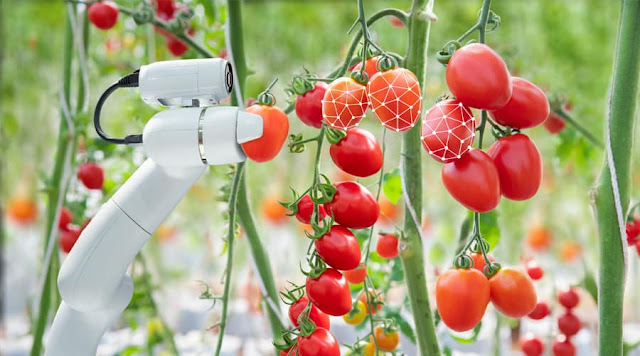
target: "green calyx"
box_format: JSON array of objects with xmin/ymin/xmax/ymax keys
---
[
  {"xmin": 258, "ymin": 78, "xmax": 279, "ymax": 106},
  {"xmin": 436, "ymin": 40, "xmax": 462, "ymax": 65},
  {"xmin": 375, "ymin": 54, "xmax": 398, "ymax": 72},
  {"xmin": 454, "ymin": 253, "xmax": 474, "ymax": 269},
  {"xmin": 350, "ymin": 70, "xmax": 369, "ymax": 85},
  {"xmin": 291, "ymin": 75, "xmax": 315, "ymax": 96},
  {"xmin": 325, "ymin": 128, "xmax": 347, "ymax": 145}
]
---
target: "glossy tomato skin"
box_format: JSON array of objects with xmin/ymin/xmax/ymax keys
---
[
  {"xmin": 446, "ymin": 43, "xmax": 512, "ymax": 110},
  {"xmin": 241, "ymin": 105, "xmax": 289, "ymax": 162},
  {"xmin": 58, "ymin": 207, "xmax": 73, "ymax": 230},
  {"xmin": 59, "ymin": 226, "xmax": 81, "ymax": 253},
  {"xmin": 315, "ymin": 225, "xmax": 361, "ymax": 270},
  {"xmin": 436, "ymin": 268, "xmax": 490, "ymax": 332},
  {"xmin": 322, "ymin": 77, "xmax": 369, "ymax": 130},
  {"xmin": 78, "ymin": 162, "xmax": 104, "ymax": 190},
  {"xmin": 343, "ymin": 263, "xmax": 367, "ymax": 284},
  {"xmin": 441, "ymin": 149, "xmax": 501, "ymax": 212},
  {"xmin": 306, "ymin": 268, "xmax": 352, "ymax": 316},
  {"xmin": 288, "ymin": 297, "xmax": 331, "ymax": 330},
  {"xmin": 343, "ymin": 300, "xmax": 367, "ymax": 325},
  {"xmin": 297, "ymin": 328, "xmax": 340, "ymax": 356},
  {"xmin": 489, "ymin": 268, "xmax": 537, "ymax": 318},
  {"xmin": 88, "ymin": 1, "xmax": 119, "ymax": 30},
  {"xmin": 528, "ymin": 301, "xmax": 550, "ymax": 320},
  {"xmin": 544, "ymin": 113, "xmax": 566, "ymax": 134},
  {"xmin": 352, "ymin": 56, "xmax": 381, "ymax": 80},
  {"xmin": 324, "ymin": 182, "xmax": 379, "ymax": 229},
  {"xmin": 295, "ymin": 194, "xmax": 327, "ymax": 225},
  {"xmin": 376, "ymin": 234, "xmax": 399, "ymax": 259},
  {"xmin": 520, "ymin": 334, "xmax": 545, "ymax": 356},
  {"xmin": 488, "ymin": 134, "xmax": 542, "ymax": 201},
  {"xmin": 373, "ymin": 326, "xmax": 400, "ymax": 351},
  {"xmin": 558, "ymin": 288, "xmax": 580, "ymax": 309},
  {"xmin": 296, "ymin": 82, "xmax": 328, "ymax": 128},
  {"xmin": 526, "ymin": 260, "xmax": 544, "ymax": 280},
  {"xmin": 421, "ymin": 99, "xmax": 476, "ymax": 163},
  {"xmin": 558, "ymin": 312, "xmax": 581, "ymax": 336},
  {"xmin": 330, "ymin": 128, "xmax": 382, "ymax": 177},
  {"xmin": 367, "ymin": 68, "xmax": 422, "ymax": 132},
  {"xmin": 489, "ymin": 77, "xmax": 550, "ymax": 129},
  {"xmin": 469, "ymin": 252, "xmax": 495, "ymax": 274},
  {"xmin": 552, "ymin": 336, "xmax": 576, "ymax": 356}
]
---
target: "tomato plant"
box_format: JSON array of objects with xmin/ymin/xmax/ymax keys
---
[
  {"xmin": 288, "ymin": 297, "xmax": 331, "ymax": 330},
  {"xmin": 305, "ymin": 268, "xmax": 352, "ymax": 316},
  {"xmin": 324, "ymin": 181, "xmax": 379, "ymax": 229},
  {"xmin": 342, "ymin": 300, "xmax": 367, "ymax": 325},
  {"xmin": 436, "ymin": 268, "xmax": 490, "ymax": 332},
  {"xmin": 489, "ymin": 77, "xmax": 550, "ymax": 129},
  {"xmin": 487, "ymin": 133, "xmax": 542, "ymax": 201},
  {"xmin": 329, "ymin": 128, "xmax": 383, "ymax": 177},
  {"xmin": 314, "ymin": 225, "xmax": 361, "ymax": 271},
  {"xmin": 489, "ymin": 268, "xmax": 537, "ymax": 318},
  {"xmin": 295, "ymin": 194, "xmax": 327, "ymax": 225},
  {"xmin": 372, "ymin": 326, "xmax": 400, "ymax": 351}
]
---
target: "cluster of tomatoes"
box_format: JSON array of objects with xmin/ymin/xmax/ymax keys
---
[
  {"xmin": 423, "ymin": 43, "xmax": 548, "ymax": 212},
  {"xmin": 87, "ymin": 0, "xmax": 194, "ymax": 57},
  {"xmin": 552, "ymin": 288, "xmax": 582, "ymax": 356}
]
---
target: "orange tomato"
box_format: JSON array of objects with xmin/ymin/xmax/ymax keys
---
[
  {"xmin": 352, "ymin": 56, "xmax": 381, "ymax": 80},
  {"xmin": 359, "ymin": 290, "xmax": 383, "ymax": 315},
  {"xmin": 436, "ymin": 268, "xmax": 490, "ymax": 332},
  {"xmin": 155, "ymin": 224, "xmax": 177, "ymax": 242},
  {"xmin": 378, "ymin": 197, "xmax": 401, "ymax": 224},
  {"xmin": 6, "ymin": 194, "xmax": 38, "ymax": 225},
  {"xmin": 372, "ymin": 326, "xmax": 400, "ymax": 351},
  {"xmin": 559, "ymin": 241, "xmax": 581, "ymax": 262},
  {"xmin": 261, "ymin": 197, "xmax": 288, "ymax": 224},
  {"xmin": 241, "ymin": 105, "xmax": 289, "ymax": 163},
  {"xmin": 469, "ymin": 252, "xmax": 496, "ymax": 274},
  {"xmin": 343, "ymin": 263, "xmax": 367, "ymax": 284},
  {"xmin": 526, "ymin": 225, "xmax": 552, "ymax": 251},
  {"xmin": 489, "ymin": 268, "xmax": 537, "ymax": 318}
]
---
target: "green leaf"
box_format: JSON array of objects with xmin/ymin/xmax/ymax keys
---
[
  {"xmin": 384, "ymin": 305, "xmax": 416, "ymax": 344},
  {"xmin": 198, "ymin": 0, "xmax": 217, "ymax": 24},
  {"xmin": 580, "ymin": 262, "xmax": 598, "ymax": 304},
  {"xmin": 450, "ymin": 321, "xmax": 482, "ymax": 345},
  {"xmin": 382, "ymin": 168, "xmax": 402, "ymax": 204},
  {"xmin": 390, "ymin": 257, "xmax": 404, "ymax": 282}
]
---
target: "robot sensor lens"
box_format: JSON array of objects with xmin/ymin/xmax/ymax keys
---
[{"xmin": 225, "ymin": 63, "xmax": 233, "ymax": 94}]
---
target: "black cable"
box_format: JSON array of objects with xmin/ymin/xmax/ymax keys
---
[{"xmin": 94, "ymin": 70, "xmax": 142, "ymax": 145}]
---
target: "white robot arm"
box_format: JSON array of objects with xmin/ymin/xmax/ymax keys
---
[{"xmin": 45, "ymin": 59, "xmax": 262, "ymax": 356}]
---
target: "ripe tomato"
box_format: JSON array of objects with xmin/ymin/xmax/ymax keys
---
[
  {"xmin": 78, "ymin": 162, "xmax": 104, "ymax": 190},
  {"xmin": 88, "ymin": 1, "xmax": 119, "ymax": 30},
  {"xmin": 324, "ymin": 181, "xmax": 379, "ymax": 229},
  {"xmin": 528, "ymin": 301, "xmax": 550, "ymax": 320},
  {"xmin": 489, "ymin": 77, "xmax": 549, "ymax": 129},
  {"xmin": 305, "ymin": 268, "xmax": 352, "ymax": 316},
  {"xmin": 559, "ymin": 241, "xmax": 581, "ymax": 262},
  {"xmin": 469, "ymin": 252, "xmax": 495, "ymax": 274},
  {"xmin": 487, "ymin": 133, "xmax": 542, "ymax": 201},
  {"xmin": 376, "ymin": 233, "xmax": 399, "ymax": 259},
  {"xmin": 315, "ymin": 225, "xmax": 361, "ymax": 270},
  {"xmin": 342, "ymin": 300, "xmax": 367, "ymax": 325},
  {"xmin": 558, "ymin": 312, "xmax": 581, "ymax": 336},
  {"xmin": 436, "ymin": 268, "xmax": 490, "ymax": 332},
  {"xmin": 526, "ymin": 225, "xmax": 552, "ymax": 251},
  {"xmin": 241, "ymin": 104, "xmax": 289, "ymax": 162},
  {"xmin": 59, "ymin": 226, "xmax": 81, "ymax": 253},
  {"xmin": 520, "ymin": 333, "xmax": 545, "ymax": 356},
  {"xmin": 489, "ymin": 268, "xmax": 537, "ymax": 318},
  {"xmin": 372, "ymin": 326, "xmax": 399, "ymax": 351},
  {"xmin": 329, "ymin": 128, "xmax": 382, "ymax": 177},
  {"xmin": 421, "ymin": 99, "xmax": 476, "ymax": 163},
  {"xmin": 446, "ymin": 43, "xmax": 512, "ymax": 110},
  {"xmin": 544, "ymin": 112, "xmax": 566, "ymax": 134},
  {"xmin": 166, "ymin": 36, "xmax": 188, "ymax": 57},
  {"xmin": 296, "ymin": 82, "xmax": 328, "ymax": 128},
  {"xmin": 352, "ymin": 56, "xmax": 381, "ymax": 81},
  {"xmin": 525, "ymin": 260, "xmax": 544, "ymax": 280},
  {"xmin": 295, "ymin": 194, "xmax": 327, "ymax": 225},
  {"xmin": 154, "ymin": 0, "xmax": 175, "ymax": 19},
  {"xmin": 322, "ymin": 77, "xmax": 369, "ymax": 130},
  {"xmin": 280, "ymin": 346, "xmax": 297, "ymax": 356},
  {"xmin": 359, "ymin": 290, "xmax": 383, "ymax": 315},
  {"xmin": 297, "ymin": 328, "xmax": 340, "ymax": 356},
  {"xmin": 390, "ymin": 16, "xmax": 405, "ymax": 27},
  {"xmin": 552, "ymin": 336, "xmax": 576, "ymax": 356},
  {"xmin": 367, "ymin": 67, "xmax": 422, "ymax": 132},
  {"xmin": 441, "ymin": 149, "xmax": 501, "ymax": 212},
  {"xmin": 6, "ymin": 195, "xmax": 38, "ymax": 225},
  {"xmin": 343, "ymin": 263, "xmax": 367, "ymax": 284},
  {"xmin": 58, "ymin": 207, "xmax": 73, "ymax": 231},
  {"xmin": 288, "ymin": 297, "xmax": 331, "ymax": 330},
  {"xmin": 261, "ymin": 196, "xmax": 288, "ymax": 224},
  {"xmin": 558, "ymin": 288, "xmax": 580, "ymax": 309}
]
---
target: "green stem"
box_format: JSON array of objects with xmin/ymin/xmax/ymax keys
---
[
  {"xmin": 399, "ymin": 0, "xmax": 440, "ymax": 355},
  {"xmin": 553, "ymin": 108, "xmax": 604, "ymax": 149},
  {"xmin": 595, "ymin": 0, "xmax": 640, "ymax": 355},
  {"xmin": 214, "ymin": 163, "xmax": 244, "ymax": 356}
]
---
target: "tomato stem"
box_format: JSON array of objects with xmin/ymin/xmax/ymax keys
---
[{"xmin": 552, "ymin": 107, "xmax": 604, "ymax": 149}]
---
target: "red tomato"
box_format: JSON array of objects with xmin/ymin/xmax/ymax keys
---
[
  {"xmin": 558, "ymin": 312, "xmax": 581, "ymax": 336},
  {"xmin": 88, "ymin": 1, "xmax": 119, "ymax": 30},
  {"xmin": 78, "ymin": 162, "xmax": 104, "ymax": 190},
  {"xmin": 59, "ymin": 226, "xmax": 81, "ymax": 253},
  {"xmin": 324, "ymin": 181, "xmax": 379, "ymax": 229},
  {"xmin": 552, "ymin": 336, "xmax": 576, "ymax": 356},
  {"xmin": 558, "ymin": 288, "xmax": 580, "ymax": 309},
  {"xmin": 154, "ymin": 0, "xmax": 175, "ymax": 19},
  {"xmin": 390, "ymin": 16, "xmax": 405, "ymax": 27},
  {"xmin": 376, "ymin": 233, "xmax": 399, "ymax": 259},
  {"xmin": 446, "ymin": 43, "xmax": 512, "ymax": 110},
  {"xmin": 528, "ymin": 301, "xmax": 550, "ymax": 320},
  {"xmin": 288, "ymin": 297, "xmax": 331, "ymax": 330},
  {"xmin": 488, "ymin": 133, "xmax": 542, "ymax": 201},
  {"xmin": 525, "ymin": 260, "xmax": 544, "ymax": 280},
  {"xmin": 489, "ymin": 268, "xmax": 537, "ymax": 318},
  {"xmin": 520, "ymin": 333, "xmax": 545, "ymax": 356},
  {"xmin": 297, "ymin": 328, "xmax": 340, "ymax": 356},
  {"xmin": 367, "ymin": 67, "xmax": 422, "ymax": 132},
  {"xmin": 489, "ymin": 77, "xmax": 550, "ymax": 129},
  {"xmin": 305, "ymin": 268, "xmax": 352, "ymax": 316},
  {"xmin": 166, "ymin": 36, "xmax": 188, "ymax": 57},
  {"xmin": 329, "ymin": 128, "xmax": 383, "ymax": 177},
  {"xmin": 469, "ymin": 252, "xmax": 495, "ymax": 274},
  {"xmin": 296, "ymin": 82, "xmax": 328, "ymax": 128},
  {"xmin": 322, "ymin": 77, "xmax": 369, "ymax": 130},
  {"xmin": 241, "ymin": 105, "xmax": 289, "ymax": 162},
  {"xmin": 315, "ymin": 225, "xmax": 361, "ymax": 270},
  {"xmin": 526, "ymin": 225, "xmax": 553, "ymax": 251},
  {"xmin": 543, "ymin": 112, "xmax": 566, "ymax": 134},
  {"xmin": 343, "ymin": 263, "xmax": 367, "ymax": 284},
  {"xmin": 421, "ymin": 99, "xmax": 476, "ymax": 163},
  {"xmin": 436, "ymin": 268, "xmax": 490, "ymax": 332},
  {"xmin": 372, "ymin": 326, "xmax": 400, "ymax": 351},
  {"xmin": 58, "ymin": 208, "xmax": 73, "ymax": 231},
  {"xmin": 352, "ymin": 56, "xmax": 381, "ymax": 81},
  {"xmin": 6, "ymin": 195, "xmax": 38, "ymax": 226},
  {"xmin": 295, "ymin": 194, "xmax": 327, "ymax": 225},
  {"xmin": 280, "ymin": 346, "xmax": 297, "ymax": 356},
  {"xmin": 441, "ymin": 149, "xmax": 501, "ymax": 212}
]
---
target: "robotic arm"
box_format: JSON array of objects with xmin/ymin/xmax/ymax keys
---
[{"xmin": 45, "ymin": 59, "xmax": 262, "ymax": 356}]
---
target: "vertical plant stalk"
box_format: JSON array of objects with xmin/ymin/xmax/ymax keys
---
[
  {"xmin": 595, "ymin": 0, "xmax": 640, "ymax": 354},
  {"xmin": 399, "ymin": 0, "xmax": 440, "ymax": 355},
  {"xmin": 225, "ymin": 0, "xmax": 284, "ymax": 341}
]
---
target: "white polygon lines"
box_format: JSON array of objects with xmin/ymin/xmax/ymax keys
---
[
  {"xmin": 368, "ymin": 69, "xmax": 422, "ymax": 132},
  {"xmin": 421, "ymin": 100, "xmax": 476, "ymax": 163},
  {"xmin": 322, "ymin": 79, "xmax": 368, "ymax": 131}
]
